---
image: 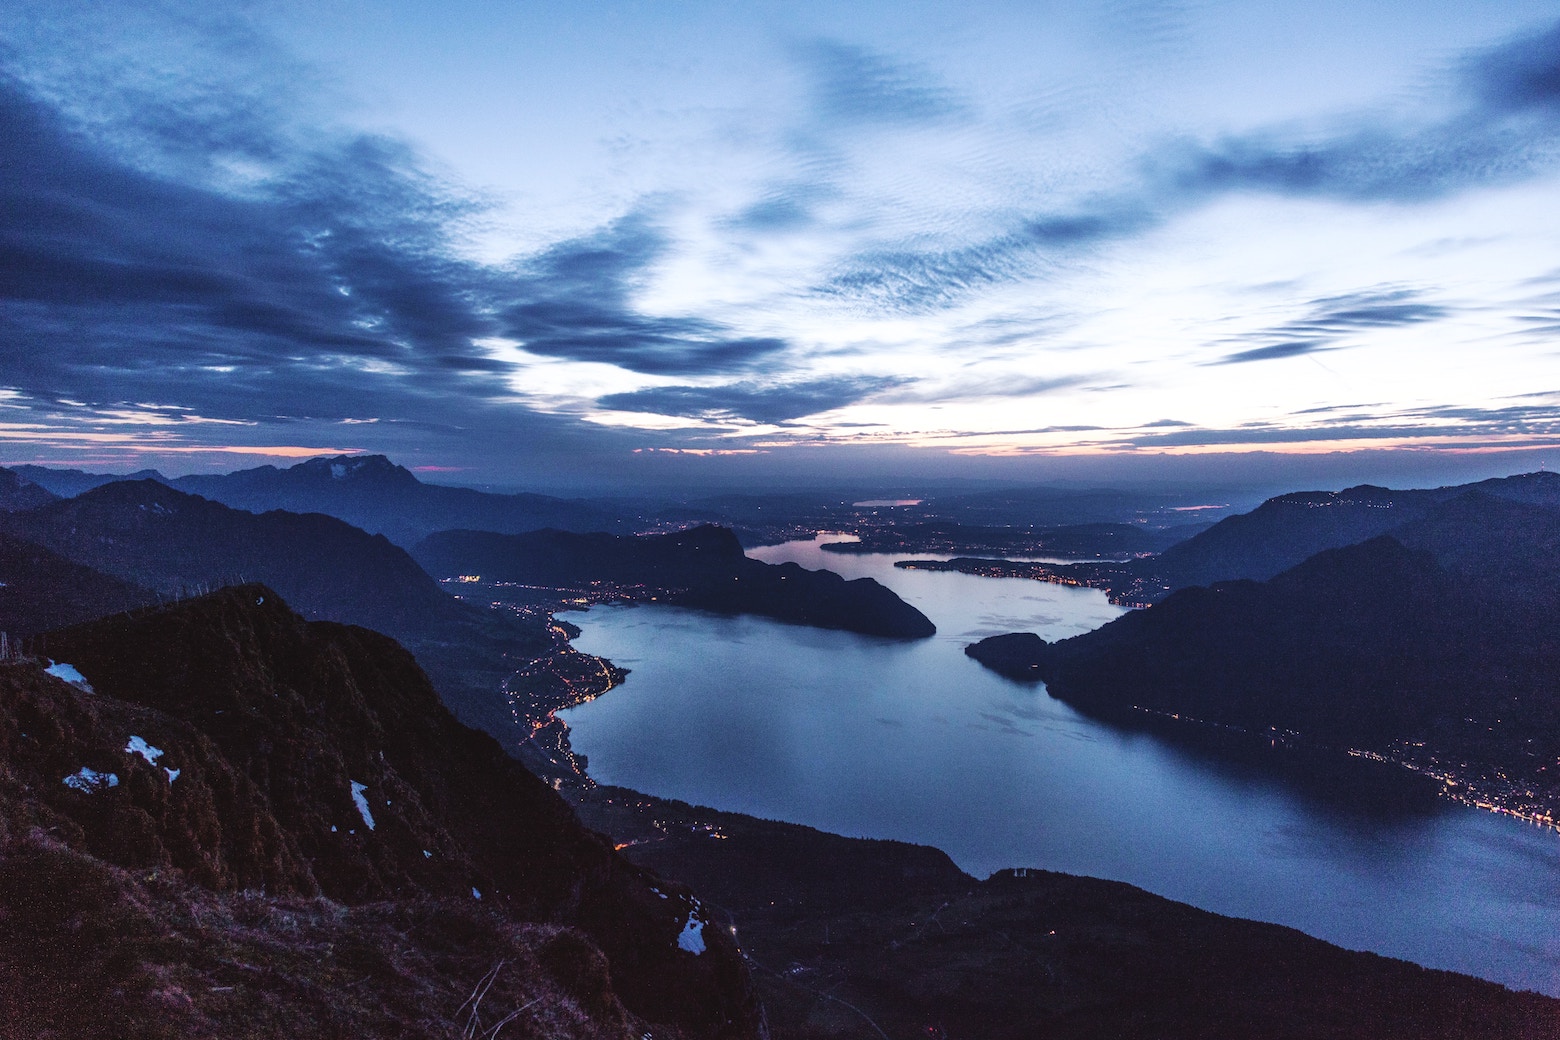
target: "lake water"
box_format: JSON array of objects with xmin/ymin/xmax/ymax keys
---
[{"xmin": 560, "ymin": 534, "xmax": 1560, "ymax": 995}]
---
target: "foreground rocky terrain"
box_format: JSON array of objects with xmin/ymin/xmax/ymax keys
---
[{"xmin": 0, "ymin": 586, "xmax": 759, "ymax": 1039}]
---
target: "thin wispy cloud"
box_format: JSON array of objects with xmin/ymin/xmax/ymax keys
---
[
  {"xmin": 1211, "ymin": 288, "xmax": 1451, "ymax": 365},
  {"xmin": 598, "ymin": 375, "xmax": 907, "ymax": 424},
  {"xmin": 798, "ymin": 41, "xmax": 971, "ymax": 128}
]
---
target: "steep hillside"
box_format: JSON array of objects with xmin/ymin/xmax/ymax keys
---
[
  {"xmin": 2, "ymin": 480, "xmax": 461, "ymax": 641},
  {"xmin": 0, "ymin": 480, "xmax": 566, "ymax": 747},
  {"xmin": 0, "ymin": 467, "xmax": 57, "ymax": 512},
  {"xmin": 0, "ymin": 586, "xmax": 760, "ymax": 1038},
  {"xmin": 0, "ymin": 532, "xmax": 154, "ymax": 634}
]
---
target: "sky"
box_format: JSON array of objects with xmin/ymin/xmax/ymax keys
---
[{"xmin": 2, "ymin": 0, "xmax": 1559, "ymax": 491}]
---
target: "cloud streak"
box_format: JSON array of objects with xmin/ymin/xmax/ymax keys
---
[
  {"xmin": 598, "ymin": 375, "xmax": 906, "ymax": 424},
  {"xmin": 819, "ymin": 18, "xmax": 1560, "ymax": 313},
  {"xmin": 1210, "ymin": 288, "xmax": 1450, "ymax": 365},
  {"xmin": 498, "ymin": 217, "xmax": 792, "ymax": 376}
]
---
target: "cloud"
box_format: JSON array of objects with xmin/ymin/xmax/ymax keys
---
[
  {"xmin": 0, "ymin": 42, "xmax": 794, "ymax": 479},
  {"xmin": 497, "ymin": 216, "xmax": 791, "ymax": 376},
  {"xmin": 798, "ymin": 41, "xmax": 969, "ymax": 127},
  {"xmin": 1209, "ymin": 288, "xmax": 1449, "ymax": 365},
  {"xmin": 597, "ymin": 375, "xmax": 906, "ymax": 424},
  {"xmin": 819, "ymin": 18, "xmax": 1560, "ymax": 312},
  {"xmin": 1465, "ymin": 20, "xmax": 1560, "ymax": 115}
]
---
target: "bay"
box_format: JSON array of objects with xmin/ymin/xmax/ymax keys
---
[{"xmin": 560, "ymin": 534, "xmax": 1560, "ymax": 995}]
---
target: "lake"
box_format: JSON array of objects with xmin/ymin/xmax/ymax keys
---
[{"xmin": 560, "ymin": 534, "xmax": 1560, "ymax": 996}]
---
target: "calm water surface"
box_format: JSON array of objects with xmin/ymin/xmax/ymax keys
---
[{"xmin": 561, "ymin": 534, "xmax": 1560, "ymax": 995}]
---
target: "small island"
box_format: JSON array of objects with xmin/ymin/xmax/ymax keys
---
[{"xmin": 963, "ymin": 631, "xmax": 1049, "ymax": 681}]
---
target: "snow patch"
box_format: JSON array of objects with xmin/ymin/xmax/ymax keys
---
[
  {"xmin": 677, "ymin": 914, "xmax": 706, "ymax": 955},
  {"xmin": 650, "ymin": 886, "xmax": 667, "ymax": 899},
  {"xmin": 330, "ymin": 463, "xmax": 347, "ymax": 479},
  {"xmin": 63, "ymin": 767, "xmax": 118, "ymax": 793},
  {"xmin": 422, "ymin": 849, "xmax": 431, "ymax": 858},
  {"xmin": 164, "ymin": 768, "xmax": 181, "ymax": 783},
  {"xmin": 471, "ymin": 887, "xmax": 482, "ymax": 900},
  {"xmin": 45, "ymin": 662, "xmax": 93, "ymax": 691},
  {"xmin": 125, "ymin": 735, "xmax": 163, "ymax": 766},
  {"xmin": 350, "ymin": 780, "xmax": 376, "ymax": 830}
]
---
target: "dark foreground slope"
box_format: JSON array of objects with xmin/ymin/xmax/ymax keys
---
[
  {"xmin": 0, "ymin": 586, "xmax": 758, "ymax": 1039},
  {"xmin": 574, "ymin": 787, "xmax": 1560, "ymax": 1040},
  {"xmin": 416, "ymin": 525, "xmax": 936, "ymax": 638}
]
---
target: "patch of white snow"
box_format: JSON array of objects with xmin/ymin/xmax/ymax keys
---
[
  {"xmin": 350, "ymin": 780, "xmax": 376, "ymax": 830},
  {"xmin": 331, "ymin": 463, "xmax": 348, "ymax": 479},
  {"xmin": 677, "ymin": 914, "xmax": 706, "ymax": 955},
  {"xmin": 423, "ymin": 849, "xmax": 431, "ymax": 858},
  {"xmin": 472, "ymin": 887, "xmax": 482, "ymax": 900},
  {"xmin": 164, "ymin": 768, "xmax": 180, "ymax": 783},
  {"xmin": 45, "ymin": 662, "xmax": 93, "ymax": 691},
  {"xmin": 125, "ymin": 735, "xmax": 163, "ymax": 766},
  {"xmin": 63, "ymin": 767, "xmax": 118, "ymax": 793}
]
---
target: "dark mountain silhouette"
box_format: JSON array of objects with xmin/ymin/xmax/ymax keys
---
[
  {"xmin": 1, "ymin": 479, "xmax": 462, "ymax": 641},
  {"xmin": 0, "ymin": 480, "xmax": 563, "ymax": 746},
  {"xmin": 414, "ymin": 525, "xmax": 937, "ymax": 639},
  {"xmin": 1056, "ymin": 471, "xmax": 1560, "ymax": 603},
  {"xmin": 0, "ymin": 467, "xmax": 58, "ymax": 512},
  {"xmin": 10, "ymin": 463, "xmax": 169, "ymax": 498},
  {"xmin": 0, "ymin": 532, "xmax": 154, "ymax": 635},
  {"xmin": 966, "ymin": 492, "xmax": 1560, "ymax": 815},
  {"xmin": 167, "ymin": 454, "xmax": 613, "ymax": 546},
  {"xmin": 0, "ymin": 586, "xmax": 759, "ymax": 1039}
]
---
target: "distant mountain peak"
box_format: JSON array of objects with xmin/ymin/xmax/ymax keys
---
[{"xmin": 291, "ymin": 454, "xmax": 414, "ymax": 484}]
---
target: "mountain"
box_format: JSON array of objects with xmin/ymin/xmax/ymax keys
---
[
  {"xmin": 0, "ymin": 532, "xmax": 154, "ymax": 635},
  {"xmin": 0, "ymin": 479, "xmax": 563, "ymax": 747},
  {"xmin": 414, "ymin": 525, "xmax": 937, "ymax": 639},
  {"xmin": 966, "ymin": 496, "xmax": 1560, "ymax": 820},
  {"xmin": 167, "ymin": 454, "xmax": 614, "ymax": 546},
  {"xmin": 0, "ymin": 585, "xmax": 759, "ymax": 1038},
  {"xmin": 1055, "ymin": 471, "xmax": 1560, "ymax": 604},
  {"xmin": 0, "ymin": 467, "xmax": 58, "ymax": 512},
  {"xmin": 1, "ymin": 479, "xmax": 463, "ymax": 642},
  {"xmin": 10, "ymin": 463, "xmax": 169, "ymax": 498}
]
